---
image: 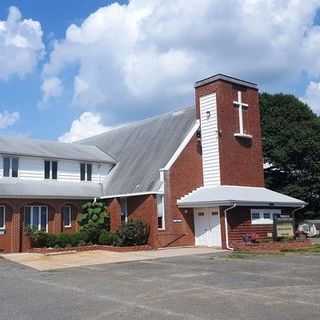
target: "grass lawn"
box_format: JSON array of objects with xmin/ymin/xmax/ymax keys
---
[{"xmin": 228, "ymin": 244, "xmax": 320, "ymax": 259}]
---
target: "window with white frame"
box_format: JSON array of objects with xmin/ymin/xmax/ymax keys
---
[
  {"xmin": 250, "ymin": 209, "xmax": 281, "ymax": 225},
  {"xmin": 3, "ymin": 157, "xmax": 19, "ymax": 178},
  {"xmin": 62, "ymin": 206, "xmax": 72, "ymax": 228},
  {"xmin": 157, "ymin": 195, "xmax": 165, "ymax": 230},
  {"xmin": 24, "ymin": 206, "xmax": 48, "ymax": 231},
  {"xmin": 80, "ymin": 163, "xmax": 92, "ymax": 181},
  {"xmin": 120, "ymin": 197, "xmax": 128, "ymax": 224},
  {"xmin": 0, "ymin": 206, "xmax": 5, "ymax": 230},
  {"xmin": 44, "ymin": 160, "xmax": 58, "ymax": 179}
]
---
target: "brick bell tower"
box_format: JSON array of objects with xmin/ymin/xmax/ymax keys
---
[{"xmin": 194, "ymin": 74, "xmax": 264, "ymax": 187}]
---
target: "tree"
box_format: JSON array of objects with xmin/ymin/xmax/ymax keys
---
[{"xmin": 260, "ymin": 93, "xmax": 320, "ymax": 218}]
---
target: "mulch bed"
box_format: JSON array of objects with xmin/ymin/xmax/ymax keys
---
[
  {"xmin": 29, "ymin": 244, "xmax": 153, "ymax": 254},
  {"xmin": 232, "ymin": 240, "xmax": 312, "ymax": 253}
]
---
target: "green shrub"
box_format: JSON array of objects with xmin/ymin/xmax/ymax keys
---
[
  {"xmin": 79, "ymin": 200, "xmax": 110, "ymax": 243},
  {"xmin": 29, "ymin": 231, "xmax": 55, "ymax": 248},
  {"xmin": 116, "ymin": 219, "xmax": 149, "ymax": 246},
  {"xmin": 98, "ymin": 230, "xmax": 119, "ymax": 245},
  {"xmin": 67, "ymin": 232, "xmax": 82, "ymax": 247},
  {"xmin": 55, "ymin": 234, "xmax": 72, "ymax": 248},
  {"xmin": 47, "ymin": 234, "xmax": 58, "ymax": 248}
]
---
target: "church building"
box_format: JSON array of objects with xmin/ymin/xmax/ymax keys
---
[{"xmin": 0, "ymin": 74, "xmax": 305, "ymax": 252}]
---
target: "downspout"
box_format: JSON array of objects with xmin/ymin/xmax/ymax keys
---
[
  {"xmin": 291, "ymin": 205, "xmax": 305, "ymax": 231},
  {"xmin": 224, "ymin": 203, "xmax": 237, "ymax": 250}
]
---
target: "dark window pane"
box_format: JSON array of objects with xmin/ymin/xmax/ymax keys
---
[
  {"xmin": 44, "ymin": 161, "xmax": 50, "ymax": 179},
  {"xmin": 3, "ymin": 157, "xmax": 10, "ymax": 177},
  {"xmin": 0, "ymin": 207, "xmax": 5, "ymax": 229},
  {"xmin": 11, "ymin": 158, "xmax": 19, "ymax": 177},
  {"xmin": 87, "ymin": 164, "xmax": 92, "ymax": 181},
  {"xmin": 52, "ymin": 161, "xmax": 58, "ymax": 180},
  {"xmin": 32, "ymin": 207, "xmax": 39, "ymax": 229},
  {"xmin": 24, "ymin": 207, "xmax": 31, "ymax": 227},
  {"xmin": 40, "ymin": 207, "xmax": 47, "ymax": 231},
  {"xmin": 62, "ymin": 207, "xmax": 71, "ymax": 227},
  {"xmin": 158, "ymin": 217, "xmax": 163, "ymax": 229},
  {"xmin": 80, "ymin": 163, "xmax": 86, "ymax": 181}
]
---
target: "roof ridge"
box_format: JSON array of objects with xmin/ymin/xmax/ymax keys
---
[{"xmin": 79, "ymin": 106, "xmax": 194, "ymax": 142}]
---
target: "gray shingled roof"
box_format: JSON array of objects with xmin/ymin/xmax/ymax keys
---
[
  {"xmin": 0, "ymin": 178, "xmax": 103, "ymax": 199},
  {"xmin": 178, "ymin": 185, "xmax": 306, "ymax": 208},
  {"xmin": 0, "ymin": 135, "xmax": 116, "ymax": 163},
  {"xmin": 80, "ymin": 107, "xmax": 197, "ymax": 196}
]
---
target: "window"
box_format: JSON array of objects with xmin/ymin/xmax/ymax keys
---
[
  {"xmin": 157, "ymin": 195, "xmax": 165, "ymax": 230},
  {"xmin": 80, "ymin": 163, "xmax": 92, "ymax": 181},
  {"xmin": 44, "ymin": 160, "xmax": 58, "ymax": 179},
  {"xmin": 120, "ymin": 197, "xmax": 128, "ymax": 224},
  {"xmin": 251, "ymin": 209, "xmax": 281, "ymax": 225},
  {"xmin": 24, "ymin": 206, "xmax": 48, "ymax": 231},
  {"xmin": 87, "ymin": 164, "xmax": 92, "ymax": 181},
  {"xmin": 62, "ymin": 206, "xmax": 72, "ymax": 228},
  {"xmin": 0, "ymin": 206, "xmax": 5, "ymax": 230},
  {"xmin": 3, "ymin": 157, "xmax": 19, "ymax": 177}
]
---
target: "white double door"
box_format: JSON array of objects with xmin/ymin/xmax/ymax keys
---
[{"xmin": 194, "ymin": 208, "xmax": 221, "ymax": 247}]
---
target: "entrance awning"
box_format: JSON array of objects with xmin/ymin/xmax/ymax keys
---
[{"xmin": 177, "ymin": 185, "xmax": 306, "ymax": 208}]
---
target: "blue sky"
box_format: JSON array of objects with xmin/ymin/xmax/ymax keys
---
[{"xmin": 1, "ymin": 1, "xmax": 320, "ymax": 142}]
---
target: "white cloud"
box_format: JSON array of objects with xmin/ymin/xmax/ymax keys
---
[
  {"xmin": 0, "ymin": 6, "xmax": 44, "ymax": 80},
  {"xmin": 40, "ymin": 77, "xmax": 63, "ymax": 102},
  {"xmin": 301, "ymin": 81, "xmax": 320, "ymax": 114},
  {"xmin": 42, "ymin": 0, "xmax": 320, "ymax": 120},
  {"xmin": 0, "ymin": 110, "xmax": 20, "ymax": 128},
  {"xmin": 58, "ymin": 112, "xmax": 109, "ymax": 143}
]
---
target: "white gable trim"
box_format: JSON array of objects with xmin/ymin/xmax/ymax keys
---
[
  {"xmin": 100, "ymin": 191, "xmax": 163, "ymax": 199},
  {"xmin": 161, "ymin": 120, "xmax": 200, "ymax": 171}
]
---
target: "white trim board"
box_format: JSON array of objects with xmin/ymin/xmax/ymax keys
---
[
  {"xmin": 161, "ymin": 120, "xmax": 200, "ymax": 171},
  {"xmin": 100, "ymin": 191, "xmax": 163, "ymax": 199}
]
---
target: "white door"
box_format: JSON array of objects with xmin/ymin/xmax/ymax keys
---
[{"xmin": 194, "ymin": 208, "xmax": 221, "ymax": 247}]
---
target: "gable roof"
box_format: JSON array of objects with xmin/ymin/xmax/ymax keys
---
[
  {"xmin": 80, "ymin": 107, "xmax": 197, "ymax": 197},
  {"xmin": 0, "ymin": 135, "xmax": 116, "ymax": 164}
]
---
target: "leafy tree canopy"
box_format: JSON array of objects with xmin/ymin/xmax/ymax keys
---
[{"xmin": 260, "ymin": 93, "xmax": 320, "ymax": 217}]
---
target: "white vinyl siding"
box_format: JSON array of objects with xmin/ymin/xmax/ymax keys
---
[
  {"xmin": 200, "ymin": 93, "xmax": 220, "ymax": 186},
  {"xmin": 0, "ymin": 156, "xmax": 111, "ymax": 183}
]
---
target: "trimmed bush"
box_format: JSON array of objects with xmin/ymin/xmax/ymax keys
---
[
  {"xmin": 116, "ymin": 219, "xmax": 149, "ymax": 246},
  {"xmin": 29, "ymin": 231, "xmax": 55, "ymax": 248},
  {"xmin": 98, "ymin": 231, "xmax": 119, "ymax": 245},
  {"xmin": 55, "ymin": 234, "xmax": 72, "ymax": 248}
]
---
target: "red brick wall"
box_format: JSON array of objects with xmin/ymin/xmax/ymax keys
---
[
  {"xmin": 107, "ymin": 195, "xmax": 158, "ymax": 247},
  {"xmin": 158, "ymin": 134, "xmax": 203, "ymax": 247},
  {"xmin": 0, "ymin": 198, "xmax": 83, "ymax": 253},
  {"xmin": 127, "ymin": 195, "xmax": 158, "ymax": 247},
  {"xmin": 195, "ymin": 79, "xmax": 265, "ymax": 187},
  {"xmin": 225, "ymin": 206, "xmax": 292, "ymax": 245}
]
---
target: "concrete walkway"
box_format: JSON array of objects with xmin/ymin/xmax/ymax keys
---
[{"xmin": 1, "ymin": 247, "xmax": 224, "ymax": 271}]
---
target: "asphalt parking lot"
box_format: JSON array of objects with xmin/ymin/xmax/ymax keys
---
[{"xmin": 0, "ymin": 252, "xmax": 320, "ymax": 320}]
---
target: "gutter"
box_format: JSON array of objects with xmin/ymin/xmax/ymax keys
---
[
  {"xmin": 177, "ymin": 200, "xmax": 306, "ymax": 208},
  {"xmin": 224, "ymin": 204, "xmax": 236, "ymax": 250}
]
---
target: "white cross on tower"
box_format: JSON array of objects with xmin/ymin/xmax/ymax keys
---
[{"xmin": 233, "ymin": 91, "xmax": 248, "ymax": 135}]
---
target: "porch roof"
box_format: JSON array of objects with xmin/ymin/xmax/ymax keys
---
[
  {"xmin": 177, "ymin": 185, "xmax": 306, "ymax": 208},
  {"xmin": 0, "ymin": 179, "xmax": 103, "ymax": 199}
]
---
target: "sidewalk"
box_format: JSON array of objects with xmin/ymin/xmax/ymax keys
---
[{"xmin": 1, "ymin": 247, "xmax": 224, "ymax": 271}]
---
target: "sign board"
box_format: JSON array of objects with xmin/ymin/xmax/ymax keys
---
[{"xmin": 273, "ymin": 217, "xmax": 294, "ymax": 239}]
